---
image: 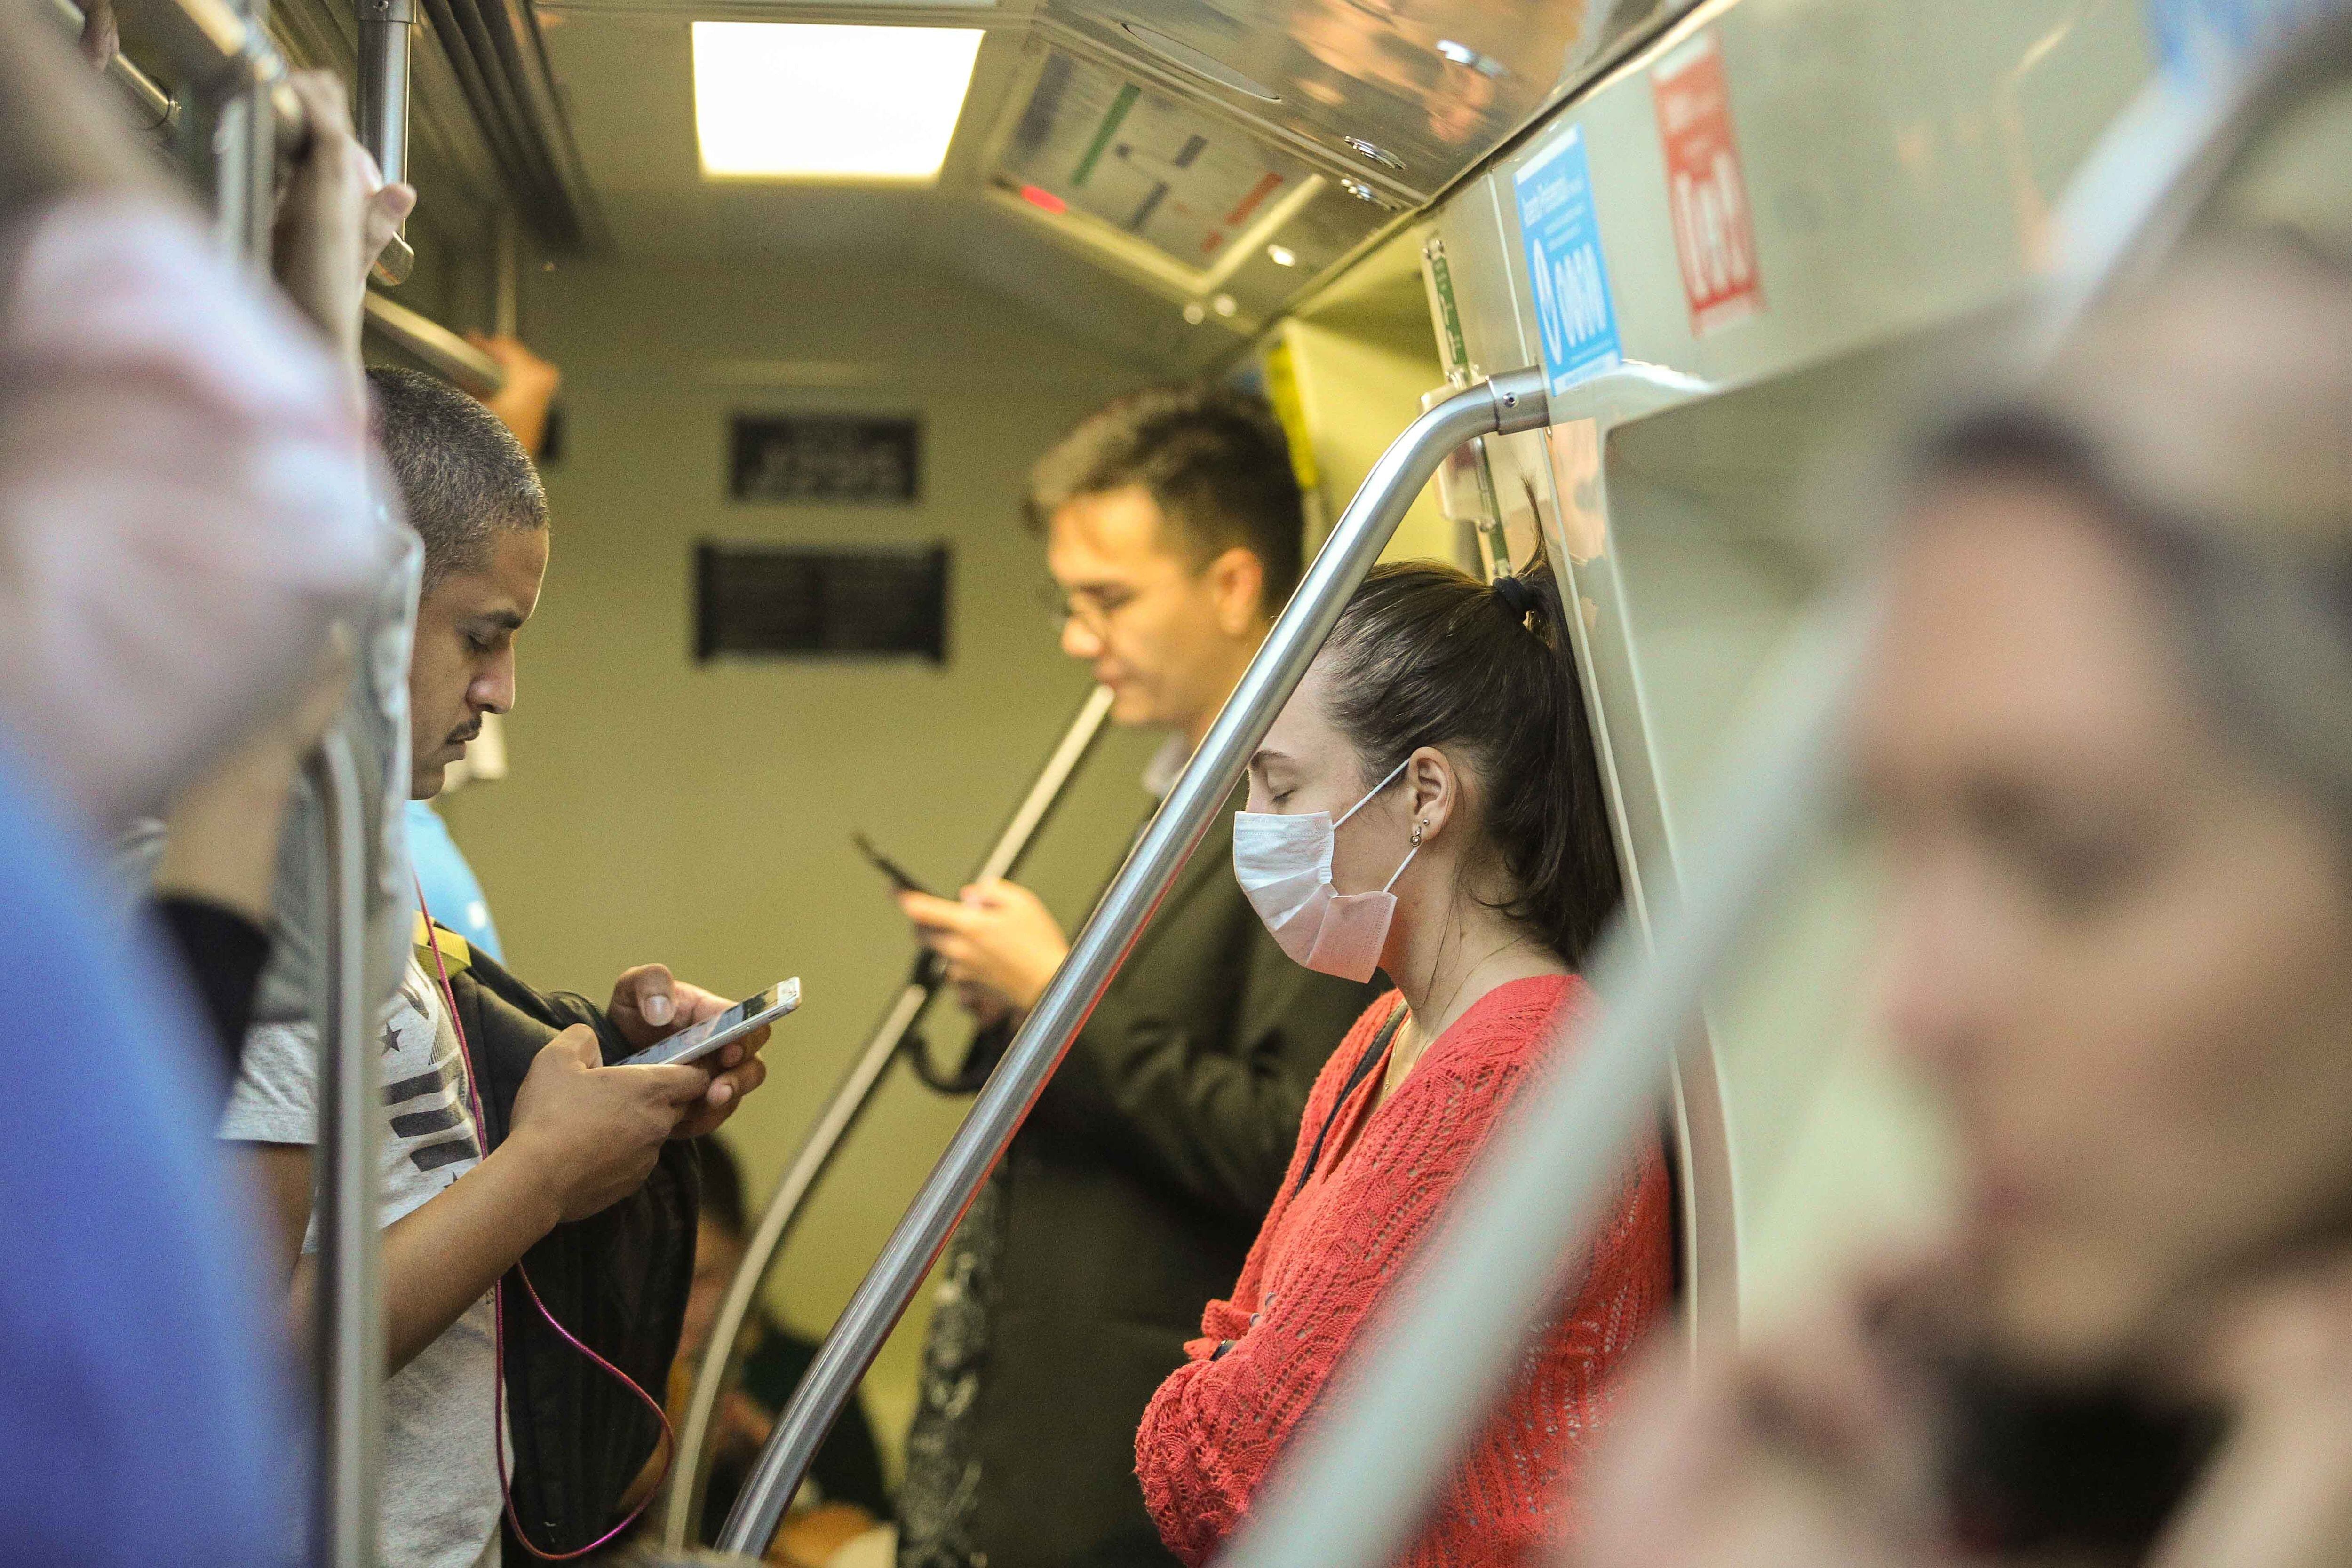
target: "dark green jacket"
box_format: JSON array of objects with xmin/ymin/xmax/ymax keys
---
[{"xmin": 938, "ymin": 807, "xmax": 1382, "ymax": 1568}]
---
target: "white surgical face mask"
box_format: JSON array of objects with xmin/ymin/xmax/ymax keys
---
[{"xmin": 1232, "ymin": 753, "xmax": 1420, "ymax": 982}]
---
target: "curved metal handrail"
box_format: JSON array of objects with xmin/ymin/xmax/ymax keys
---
[
  {"xmin": 715, "ymin": 368, "xmax": 1550, "ymax": 1556},
  {"xmin": 659, "ymin": 683, "xmax": 1117, "ymax": 1548}
]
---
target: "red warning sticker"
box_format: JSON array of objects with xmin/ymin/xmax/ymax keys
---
[{"xmin": 1653, "ymin": 31, "xmax": 1763, "ymax": 336}]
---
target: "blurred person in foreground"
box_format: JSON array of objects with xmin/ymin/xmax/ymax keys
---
[
  {"xmin": 0, "ymin": 5, "xmax": 404, "ymax": 1563},
  {"xmin": 1583, "ymin": 234, "xmax": 2352, "ymax": 1568}
]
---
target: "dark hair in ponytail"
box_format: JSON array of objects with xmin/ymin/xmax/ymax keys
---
[{"xmin": 1319, "ymin": 548, "xmax": 1621, "ymax": 966}]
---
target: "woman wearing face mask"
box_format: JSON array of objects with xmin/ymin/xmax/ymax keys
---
[
  {"xmin": 1583, "ymin": 233, "xmax": 2352, "ymax": 1568},
  {"xmin": 1133, "ymin": 551, "xmax": 1676, "ymax": 1567}
]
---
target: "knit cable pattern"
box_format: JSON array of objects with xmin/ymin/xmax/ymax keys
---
[{"xmin": 1135, "ymin": 974, "xmax": 1674, "ymax": 1568}]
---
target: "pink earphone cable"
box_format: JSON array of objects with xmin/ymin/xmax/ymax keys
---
[{"xmin": 417, "ymin": 891, "xmax": 678, "ymax": 1561}]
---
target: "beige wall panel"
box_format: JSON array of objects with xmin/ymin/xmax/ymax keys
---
[{"xmin": 436, "ymin": 256, "xmax": 1162, "ymax": 1462}]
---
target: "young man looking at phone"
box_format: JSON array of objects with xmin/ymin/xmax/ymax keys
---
[
  {"xmin": 892, "ymin": 386, "xmax": 1382, "ymax": 1568},
  {"xmin": 222, "ymin": 368, "xmax": 770, "ymax": 1568}
]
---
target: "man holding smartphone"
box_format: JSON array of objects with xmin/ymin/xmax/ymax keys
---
[
  {"xmin": 893, "ymin": 385, "xmax": 1382, "ymax": 1568},
  {"xmin": 222, "ymin": 367, "xmax": 770, "ymax": 1567}
]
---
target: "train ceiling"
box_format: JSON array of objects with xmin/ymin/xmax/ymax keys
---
[{"xmin": 277, "ymin": 0, "xmax": 1681, "ymax": 368}]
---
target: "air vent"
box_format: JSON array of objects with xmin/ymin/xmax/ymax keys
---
[{"xmin": 1119, "ymin": 23, "xmax": 1281, "ymax": 102}]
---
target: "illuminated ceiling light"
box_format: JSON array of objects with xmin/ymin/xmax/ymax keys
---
[
  {"xmin": 693, "ymin": 22, "xmax": 985, "ymax": 181},
  {"xmin": 1212, "ymin": 293, "xmax": 1238, "ymax": 317},
  {"xmin": 1266, "ymin": 244, "xmax": 1296, "ymax": 267},
  {"xmin": 1182, "ymin": 301, "xmax": 1208, "ymax": 324}
]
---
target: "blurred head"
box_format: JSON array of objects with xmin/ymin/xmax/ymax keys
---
[
  {"xmin": 1857, "ymin": 235, "xmax": 2352, "ymax": 1379},
  {"xmin": 369, "ymin": 368, "xmax": 549, "ymax": 800},
  {"xmin": 685, "ymin": 1135, "xmax": 751, "ymax": 1363},
  {"xmin": 1248, "ymin": 552, "xmax": 1621, "ymax": 977},
  {"xmin": 1026, "ymin": 385, "xmax": 1304, "ymax": 736}
]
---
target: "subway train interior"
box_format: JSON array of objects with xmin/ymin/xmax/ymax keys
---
[{"xmin": 18, "ymin": 0, "xmax": 2352, "ymax": 1562}]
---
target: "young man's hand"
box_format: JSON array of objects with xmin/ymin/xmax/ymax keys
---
[
  {"xmin": 607, "ymin": 964, "xmax": 771, "ymax": 1137},
  {"xmin": 507, "ymin": 1027, "xmax": 710, "ymax": 1224},
  {"xmin": 898, "ymin": 879, "xmax": 1070, "ymax": 1016}
]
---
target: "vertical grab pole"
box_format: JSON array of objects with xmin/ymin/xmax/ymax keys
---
[
  {"xmin": 355, "ymin": 0, "xmax": 413, "ymax": 256},
  {"xmin": 661, "ymin": 683, "xmax": 1118, "ymax": 1548},
  {"xmin": 716, "ymin": 370, "xmax": 1551, "ymax": 1557},
  {"xmin": 310, "ymin": 730, "xmax": 385, "ymax": 1568},
  {"xmin": 178, "ymin": 0, "xmax": 275, "ymax": 261}
]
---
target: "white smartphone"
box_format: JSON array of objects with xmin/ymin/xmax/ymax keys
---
[{"xmin": 618, "ymin": 978, "xmax": 800, "ymax": 1068}]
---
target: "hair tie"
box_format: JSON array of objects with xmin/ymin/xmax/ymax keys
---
[{"xmin": 1493, "ymin": 573, "xmax": 1541, "ymax": 623}]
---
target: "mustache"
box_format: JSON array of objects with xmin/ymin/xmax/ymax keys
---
[{"xmin": 445, "ymin": 719, "xmax": 483, "ymax": 749}]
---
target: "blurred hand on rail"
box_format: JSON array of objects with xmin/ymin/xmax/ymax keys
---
[
  {"xmin": 272, "ymin": 70, "xmax": 414, "ymax": 381},
  {"xmin": 898, "ymin": 878, "xmax": 1070, "ymax": 1017},
  {"xmin": 608, "ymin": 962, "xmax": 772, "ymax": 1139},
  {"xmin": 468, "ymin": 333, "xmax": 564, "ymax": 459}
]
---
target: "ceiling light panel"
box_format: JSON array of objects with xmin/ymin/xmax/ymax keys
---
[{"xmin": 694, "ymin": 22, "xmax": 985, "ymax": 182}]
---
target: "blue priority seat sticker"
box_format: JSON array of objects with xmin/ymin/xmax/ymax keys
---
[{"xmin": 1514, "ymin": 123, "xmax": 1623, "ymax": 397}]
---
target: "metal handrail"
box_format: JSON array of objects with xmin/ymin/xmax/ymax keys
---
[
  {"xmin": 364, "ymin": 291, "xmax": 508, "ymax": 395},
  {"xmin": 309, "ymin": 729, "xmax": 384, "ymax": 1568},
  {"xmin": 111, "ymin": 0, "xmax": 416, "ymax": 280},
  {"xmin": 660, "ymin": 683, "xmax": 1117, "ymax": 1548},
  {"xmin": 49, "ymin": 0, "xmax": 177, "ymax": 129},
  {"xmin": 355, "ymin": 0, "xmax": 414, "ymax": 271},
  {"xmin": 715, "ymin": 369, "xmax": 1550, "ymax": 1555},
  {"xmin": 1206, "ymin": 16, "xmax": 2351, "ymax": 1568}
]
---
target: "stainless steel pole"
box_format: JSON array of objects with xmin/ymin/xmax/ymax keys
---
[
  {"xmin": 310, "ymin": 729, "xmax": 385, "ymax": 1568},
  {"xmin": 363, "ymin": 291, "xmax": 508, "ymax": 395},
  {"xmin": 662, "ymin": 683, "xmax": 1116, "ymax": 1548},
  {"xmin": 48, "ymin": 0, "xmax": 177, "ymax": 129},
  {"xmin": 355, "ymin": 0, "xmax": 414, "ymax": 285},
  {"xmin": 716, "ymin": 370, "xmax": 1549, "ymax": 1555}
]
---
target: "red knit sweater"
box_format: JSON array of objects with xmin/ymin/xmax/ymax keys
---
[{"xmin": 1134, "ymin": 974, "xmax": 1673, "ymax": 1568}]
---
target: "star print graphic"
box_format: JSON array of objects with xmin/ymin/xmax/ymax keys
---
[{"xmin": 381, "ymin": 1019, "xmax": 403, "ymax": 1056}]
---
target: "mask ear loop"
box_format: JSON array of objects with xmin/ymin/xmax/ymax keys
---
[
  {"xmin": 416, "ymin": 884, "xmax": 678, "ymax": 1561},
  {"xmin": 1333, "ymin": 752, "xmax": 1417, "ymax": 830},
  {"xmin": 1381, "ymin": 819, "xmax": 1426, "ymax": 893}
]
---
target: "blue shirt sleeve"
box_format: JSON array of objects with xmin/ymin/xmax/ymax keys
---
[
  {"xmin": 406, "ymin": 798, "xmax": 504, "ymax": 963},
  {"xmin": 0, "ymin": 753, "xmax": 298, "ymax": 1568}
]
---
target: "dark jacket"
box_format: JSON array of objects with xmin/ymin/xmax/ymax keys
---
[
  {"xmin": 932, "ymin": 805, "xmax": 1382, "ymax": 1568},
  {"xmin": 434, "ymin": 932, "xmax": 700, "ymax": 1560}
]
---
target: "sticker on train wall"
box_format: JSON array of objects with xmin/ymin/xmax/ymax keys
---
[
  {"xmin": 1514, "ymin": 124, "xmax": 1621, "ymax": 396},
  {"xmin": 1653, "ymin": 32, "xmax": 1763, "ymax": 336}
]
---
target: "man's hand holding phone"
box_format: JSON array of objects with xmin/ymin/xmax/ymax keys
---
[
  {"xmin": 507, "ymin": 1026, "xmax": 712, "ymax": 1225},
  {"xmin": 608, "ymin": 963, "xmax": 773, "ymax": 1138},
  {"xmin": 897, "ymin": 879, "xmax": 1070, "ymax": 1019}
]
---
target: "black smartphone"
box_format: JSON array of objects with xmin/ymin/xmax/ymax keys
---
[{"xmin": 854, "ymin": 832, "xmax": 934, "ymax": 898}]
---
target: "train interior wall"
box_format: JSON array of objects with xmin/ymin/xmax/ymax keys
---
[{"xmin": 428, "ymin": 253, "xmax": 1168, "ymax": 1461}]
